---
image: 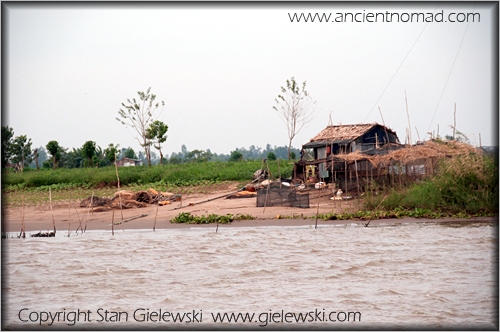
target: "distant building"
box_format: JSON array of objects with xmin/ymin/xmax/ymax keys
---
[{"xmin": 115, "ymin": 157, "xmax": 142, "ymax": 167}]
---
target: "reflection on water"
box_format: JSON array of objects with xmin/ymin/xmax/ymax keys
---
[{"xmin": 2, "ymin": 222, "xmax": 497, "ymax": 330}]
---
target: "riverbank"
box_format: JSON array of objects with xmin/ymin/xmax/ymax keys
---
[{"xmin": 3, "ymin": 186, "xmax": 497, "ymax": 233}]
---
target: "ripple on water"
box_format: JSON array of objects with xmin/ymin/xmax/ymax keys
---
[{"xmin": 2, "ymin": 223, "xmax": 496, "ymax": 328}]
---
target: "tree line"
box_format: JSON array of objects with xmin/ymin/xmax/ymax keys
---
[{"xmin": 1, "ymin": 126, "xmax": 300, "ymax": 172}]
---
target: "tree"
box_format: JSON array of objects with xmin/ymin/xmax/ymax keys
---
[
  {"xmin": 124, "ymin": 148, "xmax": 137, "ymax": 159},
  {"xmin": 11, "ymin": 135, "xmax": 33, "ymax": 172},
  {"xmin": 229, "ymin": 150, "xmax": 243, "ymax": 162},
  {"xmin": 104, "ymin": 144, "xmax": 120, "ymax": 164},
  {"xmin": 146, "ymin": 120, "xmax": 168, "ymax": 165},
  {"xmin": 273, "ymin": 77, "xmax": 317, "ymax": 160},
  {"xmin": 82, "ymin": 140, "xmax": 97, "ymax": 167},
  {"xmin": 117, "ymin": 87, "xmax": 165, "ymax": 166},
  {"xmin": 1, "ymin": 126, "xmax": 14, "ymax": 168},
  {"xmin": 267, "ymin": 151, "xmax": 277, "ymax": 161},
  {"xmin": 46, "ymin": 140, "xmax": 60, "ymax": 170}
]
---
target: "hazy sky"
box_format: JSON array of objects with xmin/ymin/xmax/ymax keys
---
[{"xmin": 4, "ymin": 2, "xmax": 497, "ymax": 157}]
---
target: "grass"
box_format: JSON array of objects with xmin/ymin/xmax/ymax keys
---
[
  {"xmin": 171, "ymin": 212, "xmax": 256, "ymax": 224},
  {"xmin": 1, "ymin": 160, "xmax": 293, "ymax": 207},
  {"xmin": 2, "ymin": 160, "xmax": 293, "ymax": 189},
  {"xmin": 363, "ymin": 152, "xmax": 498, "ymax": 215}
]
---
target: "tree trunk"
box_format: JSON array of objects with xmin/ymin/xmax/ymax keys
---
[
  {"xmin": 288, "ymin": 139, "xmax": 292, "ymax": 161},
  {"xmin": 159, "ymin": 149, "xmax": 163, "ymax": 165},
  {"xmin": 52, "ymin": 155, "xmax": 56, "ymax": 170}
]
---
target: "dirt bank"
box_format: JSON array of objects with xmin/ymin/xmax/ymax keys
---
[{"xmin": 2, "ymin": 188, "xmax": 496, "ymax": 233}]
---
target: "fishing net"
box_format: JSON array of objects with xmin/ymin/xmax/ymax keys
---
[{"xmin": 256, "ymin": 184, "xmax": 310, "ymax": 208}]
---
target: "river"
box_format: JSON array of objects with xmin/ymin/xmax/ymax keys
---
[{"xmin": 1, "ymin": 220, "xmax": 497, "ymax": 330}]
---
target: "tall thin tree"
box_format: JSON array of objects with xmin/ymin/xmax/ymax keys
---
[
  {"xmin": 273, "ymin": 77, "xmax": 317, "ymax": 160},
  {"xmin": 117, "ymin": 87, "xmax": 165, "ymax": 166}
]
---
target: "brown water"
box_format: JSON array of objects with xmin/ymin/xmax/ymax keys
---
[{"xmin": 2, "ymin": 221, "xmax": 497, "ymax": 330}]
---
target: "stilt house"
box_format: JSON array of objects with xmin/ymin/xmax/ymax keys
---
[{"xmin": 293, "ymin": 123, "xmax": 402, "ymax": 189}]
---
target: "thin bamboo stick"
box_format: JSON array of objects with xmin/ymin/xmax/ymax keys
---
[
  {"xmin": 153, "ymin": 201, "xmax": 159, "ymax": 232},
  {"xmin": 68, "ymin": 192, "xmax": 72, "ymax": 236},
  {"xmin": 20, "ymin": 195, "xmax": 25, "ymax": 238},
  {"xmin": 111, "ymin": 209, "xmax": 115, "ymax": 236},
  {"xmin": 114, "ymin": 151, "xmax": 124, "ymax": 220},
  {"xmin": 262, "ymin": 160, "xmax": 272, "ymax": 213},
  {"xmin": 49, "ymin": 188, "xmax": 56, "ymax": 234},
  {"xmin": 405, "ymin": 90, "xmax": 412, "ymax": 145},
  {"xmin": 315, "ymin": 186, "xmax": 321, "ymax": 229},
  {"xmin": 84, "ymin": 192, "xmax": 94, "ymax": 233},
  {"xmin": 453, "ymin": 103, "xmax": 456, "ymax": 141}
]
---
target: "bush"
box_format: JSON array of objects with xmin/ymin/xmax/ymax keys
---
[{"xmin": 366, "ymin": 153, "xmax": 498, "ymax": 214}]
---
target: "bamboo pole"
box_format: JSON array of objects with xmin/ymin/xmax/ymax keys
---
[
  {"xmin": 68, "ymin": 192, "xmax": 72, "ymax": 236},
  {"xmin": 262, "ymin": 160, "xmax": 272, "ymax": 213},
  {"xmin": 378, "ymin": 106, "xmax": 391, "ymax": 144},
  {"xmin": 20, "ymin": 195, "xmax": 25, "ymax": 238},
  {"xmin": 75, "ymin": 206, "xmax": 83, "ymax": 234},
  {"xmin": 111, "ymin": 208, "xmax": 115, "ymax": 236},
  {"xmin": 278, "ymin": 158, "xmax": 281, "ymax": 188},
  {"xmin": 453, "ymin": 103, "xmax": 456, "ymax": 141},
  {"xmin": 49, "ymin": 188, "xmax": 56, "ymax": 234},
  {"xmin": 114, "ymin": 151, "xmax": 124, "ymax": 221},
  {"xmin": 110, "ymin": 214, "xmax": 150, "ymax": 226},
  {"xmin": 315, "ymin": 186, "xmax": 321, "ymax": 229},
  {"xmin": 405, "ymin": 90, "xmax": 412, "ymax": 145},
  {"xmin": 153, "ymin": 201, "xmax": 159, "ymax": 232},
  {"xmin": 84, "ymin": 192, "xmax": 94, "ymax": 233}
]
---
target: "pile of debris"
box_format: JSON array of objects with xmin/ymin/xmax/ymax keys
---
[{"xmin": 80, "ymin": 188, "xmax": 179, "ymax": 212}]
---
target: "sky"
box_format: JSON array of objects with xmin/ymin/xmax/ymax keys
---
[{"xmin": 4, "ymin": 2, "xmax": 498, "ymax": 158}]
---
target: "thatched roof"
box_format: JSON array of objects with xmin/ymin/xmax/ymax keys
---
[
  {"xmin": 335, "ymin": 139, "xmax": 481, "ymax": 167},
  {"xmin": 306, "ymin": 123, "xmax": 397, "ymax": 145}
]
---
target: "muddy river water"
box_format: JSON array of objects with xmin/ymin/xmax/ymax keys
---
[{"xmin": 2, "ymin": 220, "xmax": 497, "ymax": 330}]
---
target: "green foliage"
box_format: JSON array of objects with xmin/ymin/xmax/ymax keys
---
[
  {"xmin": 117, "ymin": 87, "xmax": 165, "ymax": 166},
  {"xmin": 82, "ymin": 140, "xmax": 96, "ymax": 167},
  {"xmin": 171, "ymin": 212, "xmax": 255, "ymax": 224},
  {"xmin": 267, "ymin": 152, "xmax": 277, "ymax": 161},
  {"xmin": 315, "ymin": 206, "xmax": 494, "ymax": 221},
  {"xmin": 290, "ymin": 151, "xmax": 296, "ymax": 160},
  {"xmin": 2, "ymin": 160, "xmax": 295, "ymax": 189},
  {"xmin": 104, "ymin": 143, "xmax": 120, "ymax": 163},
  {"xmin": 124, "ymin": 148, "xmax": 137, "ymax": 159},
  {"xmin": 1, "ymin": 126, "xmax": 14, "ymax": 167},
  {"xmin": 229, "ymin": 150, "xmax": 243, "ymax": 162},
  {"xmin": 11, "ymin": 135, "xmax": 33, "ymax": 169},
  {"xmin": 364, "ymin": 153, "xmax": 498, "ymax": 215},
  {"xmin": 46, "ymin": 140, "xmax": 61, "ymax": 169}
]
